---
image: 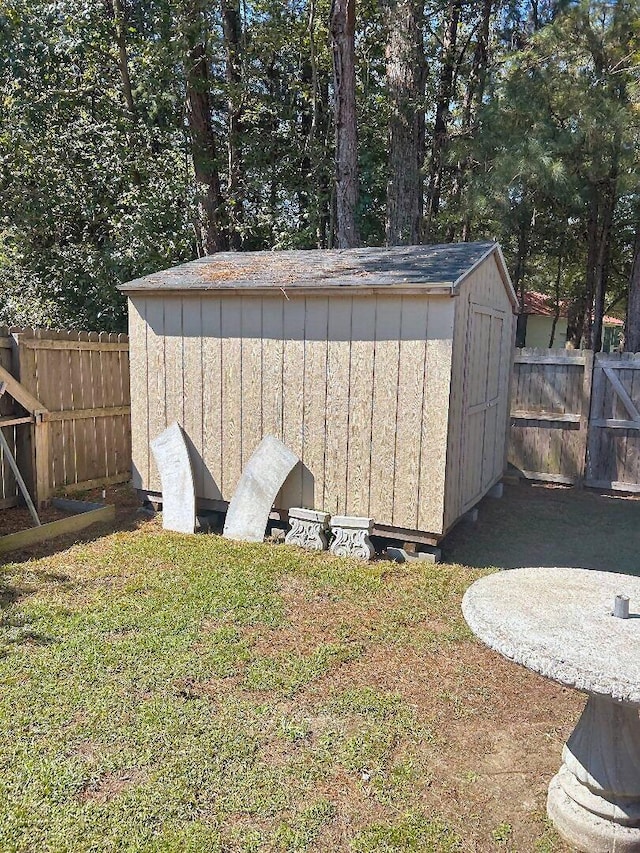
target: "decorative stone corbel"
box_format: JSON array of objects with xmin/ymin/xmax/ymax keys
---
[
  {"xmin": 285, "ymin": 507, "xmax": 330, "ymax": 551},
  {"xmin": 150, "ymin": 422, "xmax": 196, "ymax": 534},
  {"xmin": 329, "ymin": 515, "xmax": 375, "ymax": 561},
  {"xmin": 223, "ymin": 435, "xmax": 299, "ymax": 543}
]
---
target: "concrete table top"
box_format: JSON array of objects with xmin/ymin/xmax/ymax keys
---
[
  {"xmin": 462, "ymin": 566, "xmax": 640, "ymax": 705},
  {"xmin": 462, "ymin": 566, "xmax": 640, "ymax": 853}
]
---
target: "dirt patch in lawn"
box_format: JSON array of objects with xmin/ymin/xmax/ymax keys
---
[
  {"xmin": 224, "ymin": 565, "xmax": 580, "ymax": 851},
  {"xmin": 79, "ymin": 767, "xmax": 149, "ymax": 804},
  {"xmin": 296, "ymin": 639, "xmax": 579, "ymax": 852}
]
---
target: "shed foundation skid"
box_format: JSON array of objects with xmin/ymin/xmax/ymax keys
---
[{"xmin": 121, "ymin": 243, "xmax": 516, "ymax": 545}]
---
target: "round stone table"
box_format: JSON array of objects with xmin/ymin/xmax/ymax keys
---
[{"xmin": 462, "ymin": 567, "xmax": 640, "ymax": 853}]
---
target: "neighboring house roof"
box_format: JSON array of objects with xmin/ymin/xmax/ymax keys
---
[
  {"xmin": 119, "ymin": 241, "xmax": 517, "ymax": 306},
  {"xmin": 521, "ymin": 291, "xmax": 567, "ymax": 317},
  {"xmin": 522, "ymin": 291, "xmax": 623, "ymax": 326}
]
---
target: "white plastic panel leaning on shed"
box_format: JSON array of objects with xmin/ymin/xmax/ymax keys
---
[{"xmin": 119, "ymin": 242, "xmax": 517, "ymax": 543}]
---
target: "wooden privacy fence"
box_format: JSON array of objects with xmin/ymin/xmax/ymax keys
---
[
  {"xmin": 509, "ymin": 348, "xmax": 640, "ymax": 492},
  {"xmin": 0, "ymin": 328, "xmax": 131, "ymax": 507}
]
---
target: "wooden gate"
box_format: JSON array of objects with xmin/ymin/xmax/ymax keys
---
[
  {"xmin": 509, "ymin": 348, "xmax": 593, "ymax": 485},
  {"xmin": 585, "ymin": 353, "xmax": 640, "ymax": 492}
]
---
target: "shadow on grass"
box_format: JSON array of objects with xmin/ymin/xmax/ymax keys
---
[
  {"xmin": 1, "ymin": 570, "xmax": 72, "ymax": 608},
  {"xmin": 0, "ymin": 575, "xmax": 64, "ymax": 653},
  {"xmin": 443, "ymin": 482, "xmax": 640, "ymax": 576}
]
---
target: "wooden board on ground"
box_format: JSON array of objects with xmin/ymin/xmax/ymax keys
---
[{"xmin": 0, "ymin": 504, "xmax": 115, "ymax": 554}]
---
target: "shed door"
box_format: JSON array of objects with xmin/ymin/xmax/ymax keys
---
[{"xmin": 460, "ymin": 301, "xmax": 507, "ymax": 507}]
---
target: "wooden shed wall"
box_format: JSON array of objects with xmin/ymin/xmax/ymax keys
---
[
  {"xmin": 443, "ymin": 255, "xmax": 516, "ymax": 531},
  {"xmin": 129, "ymin": 292, "xmax": 455, "ymax": 534}
]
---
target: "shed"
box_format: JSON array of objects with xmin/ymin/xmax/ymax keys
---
[{"xmin": 120, "ymin": 241, "xmax": 517, "ymax": 544}]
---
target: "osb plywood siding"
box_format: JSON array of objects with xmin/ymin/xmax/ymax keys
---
[
  {"xmin": 444, "ymin": 256, "xmax": 515, "ymax": 531},
  {"xmin": 129, "ymin": 293, "xmax": 455, "ymax": 533}
]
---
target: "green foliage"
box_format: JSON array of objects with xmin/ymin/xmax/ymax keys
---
[
  {"xmin": 1, "ymin": 0, "xmax": 639, "ymax": 329},
  {"xmin": 0, "ymin": 0, "xmax": 195, "ymax": 330},
  {"xmin": 273, "ymin": 799, "xmax": 336, "ymax": 850},
  {"xmin": 351, "ymin": 812, "xmax": 462, "ymax": 852}
]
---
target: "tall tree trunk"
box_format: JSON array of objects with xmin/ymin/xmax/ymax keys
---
[
  {"xmin": 549, "ymin": 241, "xmax": 564, "ymax": 347},
  {"xmin": 581, "ymin": 199, "xmax": 599, "ymax": 349},
  {"xmin": 304, "ymin": 0, "xmax": 331, "ymax": 247},
  {"xmin": 317, "ymin": 74, "xmax": 333, "ymax": 248},
  {"xmin": 330, "ymin": 0, "xmax": 360, "ymax": 248},
  {"xmin": 299, "ymin": 59, "xmax": 313, "ymax": 235},
  {"xmin": 424, "ymin": 0, "xmax": 462, "ymax": 241},
  {"xmin": 112, "ymin": 0, "xmax": 136, "ymax": 117},
  {"xmin": 221, "ymin": 0, "xmax": 244, "ymax": 250},
  {"xmin": 591, "ymin": 142, "xmax": 620, "ymax": 353},
  {"xmin": 454, "ymin": 0, "xmax": 492, "ymax": 242},
  {"xmin": 266, "ymin": 55, "xmax": 279, "ymax": 246},
  {"xmin": 385, "ymin": 0, "xmax": 425, "ymax": 246},
  {"xmin": 513, "ymin": 218, "xmax": 530, "ymax": 347},
  {"xmin": 626, "ymin": 222, "xmax": 640, "ymax": 352},
  {"xmin": 584, "ymin": 170, "xmax": 618, "ymax": 353},
  {"xmin": 512, "ymin": 215, "xmax": 530, "ymax": 308},
  {"xmin": 182, "ymin": 2, "xmax": 227, "ymax": 254},
  {"xmin": 567, "ymin": 295, "xmax": 587, "ymax": 350}
]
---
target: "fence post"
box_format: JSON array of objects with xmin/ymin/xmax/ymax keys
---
[
  {"xmin": 33, "ymin": 417, "xmax": 51, "ymax": 507},
  {"xmin": 13, "ymin": 329, "xmax": 52, "ymax": 507},
  {"xmin": 578, "ymin": 349, "xmax": 595, "ymax": 487}
]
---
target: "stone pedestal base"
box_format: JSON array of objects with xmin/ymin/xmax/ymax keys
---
[
  {"xmin": 329, "ymin": 516, "xmax": 375, "ymax": 561},
  {"xmin": 547, "ymin": 695, "xmax": 640, "ymax": 852},
  {"xmin": 285, "ymin": 508, "xmax": 330, "ymax": 551}
]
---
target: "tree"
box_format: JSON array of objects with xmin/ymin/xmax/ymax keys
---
[
  {"xmin": 221, "ymin": 0, "xmax": 244, "ymax": 249},
  {"xmin": 627, "ymin": 224, "xmax": 640, "ymax": 352},
  {"xmin": 384, "ymin": 0, "xmax": 425, "ymax": 245},
  {"xmin": 424, "ymin": 0, "xmax": 462, "ymax": 241},
  {"xmin": 329, "ymin": 0, "xmax": 360, "ymax": 248},
  {"xmin": 0, "ymin": 0, "xmax": 194, "ymax": 330},
  {"xmin": 180, "ymin": 0, "xmax": 228, "ymax": 254},
  {"xmin": 446, "ymin": 0, "xmax": 492, "ymax": 242},
  {"xmin": 111, "ymin": 0, "xmax": 137, "ymax": 119}
]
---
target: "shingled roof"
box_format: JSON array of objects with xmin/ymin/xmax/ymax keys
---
[{"xmin": 119, "ymin": 241, "xmax": 516, "ymax": 303}]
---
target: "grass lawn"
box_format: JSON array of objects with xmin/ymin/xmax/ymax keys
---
[{"xmin": 1, "ymin": 482, "xmax": 637, "ymax": 852}]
